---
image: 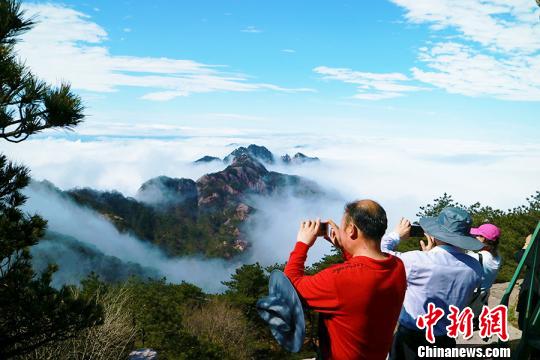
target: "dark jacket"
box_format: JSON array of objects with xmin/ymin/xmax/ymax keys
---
[{"xmin": 514, "ymin": 248, "xmax": 540, "ymax": 330}]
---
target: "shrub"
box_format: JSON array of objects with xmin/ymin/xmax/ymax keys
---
[
  {"xmin": 183, "ymin": 298, "xmax": 255, "ymax": 360},
  {"xmin": 19, "ymin": 284, "xmax": 136, "ymax": 360}
]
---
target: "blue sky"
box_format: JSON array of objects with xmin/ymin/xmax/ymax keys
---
[
  {"xmin": 9, "ymin": 0, "xmax": 539, "ymax": 143},
  {"xmin": 2, "ymin": 0, "xmax": 540, "ymax": 207},
  {"xmin": 3, "ymin": 1, "xmax": 539, "ymax": 285}
]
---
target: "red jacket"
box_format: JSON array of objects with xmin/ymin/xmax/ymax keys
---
[{"xmin": 284, "ymin": 242, "xmax": 406, "ymax": 360}]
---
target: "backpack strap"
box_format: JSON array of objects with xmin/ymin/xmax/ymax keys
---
[
  {"xmin": 476, "ymin": 253, "xmax": 483, "ymax": 293},
  {"xmin": 468, "ymin": 253, "xmax": 484, "ymax": 306}
]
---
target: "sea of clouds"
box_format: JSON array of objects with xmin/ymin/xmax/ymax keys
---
[{"xmin": 2, "ymin": 128, "xmax": 539, "ymax": 291}]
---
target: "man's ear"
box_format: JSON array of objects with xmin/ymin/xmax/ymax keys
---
[{"xmin": 346, "ymin": 223, "xmax": 359, "ymax": 240}]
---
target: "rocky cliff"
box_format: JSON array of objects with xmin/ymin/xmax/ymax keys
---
[
  {"xmin": 198, "ymin": 144, "xmax": 320, "ymax": 166},
  {"xmin": 59, "ymin": 147, "xmax": 322, "ymax": 259}
]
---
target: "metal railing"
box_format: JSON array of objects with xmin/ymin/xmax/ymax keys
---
[{"xmin": 499, "ymin": 221, "xmax": 540, "ymax": 359}]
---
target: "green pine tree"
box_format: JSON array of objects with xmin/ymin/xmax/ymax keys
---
[{"xmin": 0, "ymin": 1, "xmax": 103, "ymax": 357}]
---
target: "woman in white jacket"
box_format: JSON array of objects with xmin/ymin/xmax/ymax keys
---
[{"xmin": 468, "ymin": 223, "xmax": 502, "ymax": 291}]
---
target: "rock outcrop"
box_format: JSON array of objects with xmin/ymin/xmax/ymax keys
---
[
  {"xmin": 223, "ymin": 144, "xmax": 275, "ymax": 164},
  {"xmin": 197, "ymin": 154, "xmax": 320, "ymax": 210},
  {"xmin": 137, "ymin": 176, "xmax": 198, "ymax": 209},
  {"xmin": 193, "ymin": 155, "xmax": 221, "ymax": 164},
  {"xmin": 60, "ymin": 148, "xmax": 322, "ymax": 259},
  {"xmin": 281, "ymin": 152, "xmax": 319, "ymax": 164},
  {"xmin": 198, "ymin": 144, "xmax": 319, "ymax": 167},
  {"xmin": 129, "ymin": 349, "xmax": 158, "ymax": 360}
]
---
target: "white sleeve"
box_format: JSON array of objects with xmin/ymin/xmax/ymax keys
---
[
  {"xmin": 381, "ymin": 231, "xmax": 401, "ymax": 256},
  {"xmin": 381, "ymin": 232, "xmax": 422, "ymax": 279}
]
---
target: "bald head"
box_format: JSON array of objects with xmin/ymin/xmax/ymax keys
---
[{"xmin": 345, "ymin": 199, "xmax": 387, "ymax": 242}]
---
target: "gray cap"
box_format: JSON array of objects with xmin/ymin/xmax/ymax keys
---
[{"xmin": 419, "ymin": 207, "xmax": 484, "ymax": 251}]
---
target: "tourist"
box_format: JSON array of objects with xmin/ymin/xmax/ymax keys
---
[
  {"xmin": 381, "ymin": 208, "xmax": 483, "ymax": 359},
  {"xmin": 284, "ymin": 200, "xmax": 407, "ymax": 360}
]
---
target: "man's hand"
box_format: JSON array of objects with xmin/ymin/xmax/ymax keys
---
[
  {"xmin": 523, "ymin": 234, "xmax": 533, "ymax": 249},
  {"xmin": 324, "ymin": 219, "xmax": 343, "ymax": 250},
  {"xmin": 420, "ymin": 234, "xmax": 436, "ymax": 252},
  {"xmin": 394, "ymin": 217, "xmax": 411, "ymax": 240},
  {"xmin": 297, "ymin": 219, "xmax": 321, "ymax": 247}
]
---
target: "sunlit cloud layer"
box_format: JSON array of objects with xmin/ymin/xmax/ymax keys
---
[
  {"xmin": 412, "ymin": 42, "xmax": 540, "ymax": 100},
  {"xmin": 9, "ymin": 133, "xmax": 539, "ymax": 290},
  {"xmin": 313, "ymin": 66, "xmax": 425, "ymax": 100},
  {"xmin": 316, "ymin": 0, "xmax": 540, "ymax": 101},
  {"xmin": 2, "ymin": 133, "xmax": 538, "ymax": 212},
  {"xmin": 392, "ymin": 0, "xmax": 540, "ymax": 53},
  {"xmin": 16, "ymin": 4, "xmax": 313, "ymax": 101}
]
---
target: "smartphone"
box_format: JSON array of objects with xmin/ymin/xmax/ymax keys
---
[
  {"xmin": 317, "ymin": 222, "xmax": 329, "ymax": 237},
  {"xmin": 410, "ymin": 224, "xmax": 424, "ymax": 237}
]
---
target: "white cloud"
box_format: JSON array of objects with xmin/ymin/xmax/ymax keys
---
[
  {"xmin": 1, "ymin": 130, "xmax": 539, "ymax": 287},
  {"xmin": 390, "ymin": 0, "xmax": 540, "ymax": 101},
  {"xmin": 74, "ymin": 120, "xmax": 266, "ymax": 137},
  {"xmin": 281, "ymin": 49, "xmax": 296, "ymax": 53},
  {"xmin": 313, "ymin": 66, "xmax": 425, "ymax": 100},
  {"xmin": 1, "ymin": 132, "xmax": 538, "ymax": 211},
  {"xmin": 122, "ymin": 27, "xmax": 131, "ymax": 33},
  {"xmin": 1, "ymin": 136, "xmax": 232, "ymax": 194},
  {"xmin": 391, "ymin": 0, "xmax": 540, "ymax": 54},
  {"xmin": 412, "ymin": 42, "xmax": 540, "ymax": 100},
  {"xmin": 25, "ymin": 183, "xmax": 238, "ymax": 292},
  {"xmin": 16, "ymin": 4, "xmax": 311, "ymax": 100},
  {"xmin": 317, "ymin": 1, "xmax": 540, "ymax": 101},
  {"xmin": 14, "ymin": 132, "xmax": 538, "ymax": 290},
  {"xmin": 241, "ymin": 26, "xmax": 262, "ymax": 33}
]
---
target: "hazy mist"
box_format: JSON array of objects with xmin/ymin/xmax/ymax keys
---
[{"xmin": 10, "ymin": 134, "xmax": 540, "ymax": 291}]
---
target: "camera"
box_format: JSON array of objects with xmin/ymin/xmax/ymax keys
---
[
  {"xmin": 410, "ymin": 224, "xmax": 424, "ymax": 237},
  {"xmin": 317, "ymin": 222, "xmax": 329, "ymax": 237}
]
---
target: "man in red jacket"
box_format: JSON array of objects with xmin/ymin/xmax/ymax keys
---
[{"xmin": 284, "ymin": 199, "xmax": 406, "ymax": 360}]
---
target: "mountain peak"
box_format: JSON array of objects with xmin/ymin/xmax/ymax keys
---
[
  {"xmin": 230, "ymin": 153, "xmax": 268, "ymax": 173},
  {"xmin": 281, "ymin": 152, "xmax": 319, "ymax": 164},
  {"xmin": 196, "ymin": 154, "xmax": 270, "ymax": 209},
  {"xmin": 196, "ymin": 144, "xmax": 320, "ymax": 167},
  {"xmin": 193, "ymin": 155, "xmax": 221, "ymax": 164},
  {"xmin": 223, "ymin": 144, "xmax": 274, "ymax": 164},
  {"xmin": 137, "ymin": 176, "xmax": 198, "ymax": 207}
]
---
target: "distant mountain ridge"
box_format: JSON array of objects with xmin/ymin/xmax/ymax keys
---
[
  {"xmin": 194, "ymin": 144, "xmax": 319, "ymax": 165},
  {"xmin": 41, "ymin": 145, "xmax": 323, "ymax": 261},
  {"xmin": 31, "ymin": 232, "xmax": 160, "ymax": 287},
  {"xmin": 281, "ymin": 152, "xmax": 320, "ymax": 164},
  {"xmin": 193, "ymin": 155, "xmax": 221, "ymax": 164},
  {"xmin": 223, "ymin": 144, "xmax": 275, "ymax": 164}
]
